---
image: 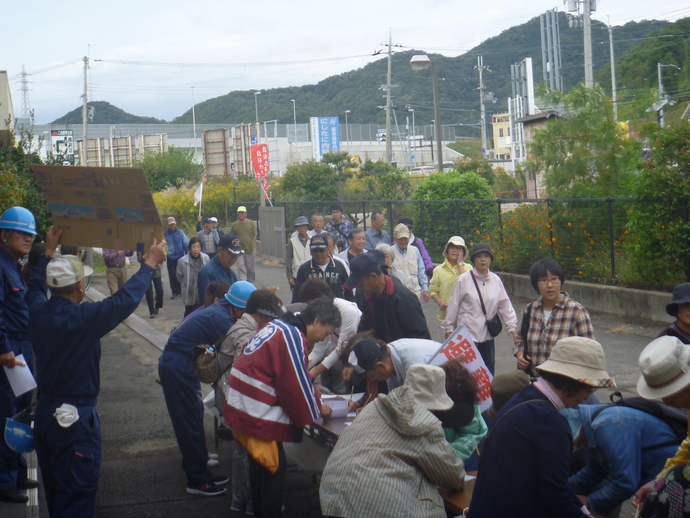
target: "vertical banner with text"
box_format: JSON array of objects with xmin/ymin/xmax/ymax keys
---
[
  {"xmin": 428, "ymin": 323, "xmax": 494, "ymax": 412},
  {"xmin": 310, "ymin": 116, "xmax": 341, "ymax": 161},
  {"xmin": 250, "ymin": 143, "xmax": 271, "ymax": 200}
]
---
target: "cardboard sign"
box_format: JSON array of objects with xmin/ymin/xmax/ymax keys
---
[
  {"xmin": 30, "ymin": 165, "xmax": 163, "ymax": 251},
  {"xmin": 428, "ymin": 323, "xmax": 493, "ymax": 412}
]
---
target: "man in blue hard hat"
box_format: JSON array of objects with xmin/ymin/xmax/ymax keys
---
[
  {"xmin": 159, "ymin": 281, "xmax": 256, "ymax": 497},
  {"xmin": 0, "ymin": 206, "xmax": 40, "ymax": 504},
  {"xmin": 27, "ymin": 226, "xmax": 167, "ymax": 517}
]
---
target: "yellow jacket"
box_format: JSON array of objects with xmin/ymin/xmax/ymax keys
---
[{"xmin": 429, "ymin": 259, "xmax": 473, "ymax": 322}]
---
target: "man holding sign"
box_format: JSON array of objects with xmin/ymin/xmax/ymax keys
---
[{"xmin": 27, "ymin": 226, "xmax": 166, "ymax": 518}]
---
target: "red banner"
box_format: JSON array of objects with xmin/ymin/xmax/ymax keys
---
[{"xmin": 250, "ymin": 144, "xmax": 270, "ymax": 178}]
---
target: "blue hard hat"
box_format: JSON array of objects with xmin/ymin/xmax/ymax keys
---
[
  {"xmin": 225, "ymin": 281, "xmax": 256, "ymax": 309},
  {"xmin": 0, "ymin": 207, "xmax": 37, "ymax": 235},
  {"xmin": 4, "ymin": 418, "xmax": 35, "ymax": 453}
]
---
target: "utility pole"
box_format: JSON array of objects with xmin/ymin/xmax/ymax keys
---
[
  {"xmin": 82, "ymin": 56, "xmax": 89, "ymax": 165},
  {"xmin": 475, "ymin": 56, "xmax": 490, "ymax": 159},
  {"xmin": 191, "ymin": 86, "xmax": 198, "ymax": 158},
  {"xmin": 385, "ymin": 32, "xmax": 393, "ymax": 164},
  {"xmin": 583, "ymin": 0, "xmax": 594, "ymax": 87},
  {"xmin": 607, "ymin": 20, "xmax": 618, "ymax": 121}
]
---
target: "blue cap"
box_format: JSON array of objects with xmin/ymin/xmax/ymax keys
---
[{"xmin": 343, "ymin": 253, "xmax": 380, "ymax": 289}]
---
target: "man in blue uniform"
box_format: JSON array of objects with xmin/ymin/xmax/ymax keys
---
[
  {"xmin": 0, "ymin": 206, "xmax": 40, "ymax": 504},
  {"xmin": 27, "ymin": 227, "xmax": 166, "ymax": 517},
  {"xmin": 197, "ymin": 233, "xmax": 243, "ymax": 297},
  {"xmin": 158, "ymin": 281, "xmax": 256, "ymax": 496}
]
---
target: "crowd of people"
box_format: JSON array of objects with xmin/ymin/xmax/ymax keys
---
[{"xmin": 3, "ymin": 203, "xmax": 690, "ymax": 518}]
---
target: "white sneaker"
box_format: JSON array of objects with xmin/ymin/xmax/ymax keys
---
[
  {"xmin": 208, "ymin": 453, "xmax": 219, "ymax": 460},
  {"xmin": 207, "ymin": 458, "xmax": 220, "ymax": 468}
]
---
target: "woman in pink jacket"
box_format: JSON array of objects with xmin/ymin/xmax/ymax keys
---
[{"xmin": 440, "ymin": 243, "xmax": 517, "ymax": 374}]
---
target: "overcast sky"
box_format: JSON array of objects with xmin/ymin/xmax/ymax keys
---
[{"xmin": 3, "ymin": 0, "xmax": 688, "ymax": 124}]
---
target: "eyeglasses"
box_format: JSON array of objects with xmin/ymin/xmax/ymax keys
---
[{"xmin": 537, "ymin": 276, "xmax": 561, "ymax": 285}]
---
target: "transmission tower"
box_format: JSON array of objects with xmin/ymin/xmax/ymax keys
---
[{"xmin": 19, "ymin": 66, "xmax": 31, "ymax": 118}]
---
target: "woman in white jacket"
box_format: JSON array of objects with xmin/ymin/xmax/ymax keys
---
[
  {"xmin": 176, "ymin": 235, "xmax": 210, "ymax": 316},
  {"xmin": 440, "ymin": 243, "xmax": 517, "ymax": 375}
]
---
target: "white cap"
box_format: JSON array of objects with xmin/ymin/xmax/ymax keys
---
[{"xmin": 46, "ymin": 256, "xmax": 94, "ymax": 288}]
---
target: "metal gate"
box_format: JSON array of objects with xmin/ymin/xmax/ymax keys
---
[{"xmin": 258, "ymin": 206, "xmax": 286, "ymax": 262}]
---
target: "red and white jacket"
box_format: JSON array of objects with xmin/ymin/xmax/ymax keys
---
[{"xmin": 224, "ymin": 319, "xmax": 322, "ymax": 442}]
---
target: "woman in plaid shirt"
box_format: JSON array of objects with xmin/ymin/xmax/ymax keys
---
[{"xmin": 514, "ymin": 258, "xmax": 595, "ymax": 375}]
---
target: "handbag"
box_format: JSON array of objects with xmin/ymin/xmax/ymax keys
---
[
  {"xmin": 192, "ymin": 330, "xmax": 233, "ymax": 384},
  {"xmin": 470, "ymin": 272, "xmax": 502, "ymax": 338}
]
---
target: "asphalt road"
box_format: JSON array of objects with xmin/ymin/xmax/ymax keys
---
[{"xmin": 3, "ymin": 257, "xmax": 671, "ymax": 518}]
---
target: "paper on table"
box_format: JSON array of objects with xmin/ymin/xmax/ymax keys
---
[
  {"xmin": 329, "ymin": 399, "xmax": 349, "ymax": 418},
  {"xmin": 3, "ymin": 354, "xmax": 36, "ymax": 397}
]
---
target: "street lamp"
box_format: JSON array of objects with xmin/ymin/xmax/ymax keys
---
[
  {"xmin": 254, "ymin": 91, "xmax": 261, "ymax": 124},
  {"xmin": 410, "ymin": 54, "xmax": 443, "ymax": 173},
  {"xmin": 344, "ymin": 109, "xmax": 351, "ymax": 151}
]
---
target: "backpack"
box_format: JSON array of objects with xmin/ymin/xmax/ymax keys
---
[{"xmin": 590, "ymin": 391, "xmax": 688, "ymax": 450}]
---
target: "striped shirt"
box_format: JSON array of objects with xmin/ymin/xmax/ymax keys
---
[
  {"xmin": 320, "ymin": 385, "xmax": 464, "ymax": 518},
  {"xmin": 513, "ymin": 292, "xmax": 595, "ymax": 368},
  {"xmin": 224, "ymin": 319, "xmax": 320, "ymax": 442}
]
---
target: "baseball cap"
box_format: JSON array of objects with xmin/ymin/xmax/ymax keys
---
[
  {"xmin": 237, "ymin": 206, "xmax": 247, "ymax": 213},
  {"xmin": 167, "ymin": 216, "xmax": 176, "ymax": 225},
  {"xmin": 343, "ymin": 253, "xmax": 379, "ymax": 289},
  {"xmin": 46, "ymin": 256, "xmax": 94, "ymax": 288},
  {"xmin": 218, "ymin": 234, "xmax": 244, "ymax": 254},
  {"xmin": 393, "ymin": 223, "xmax": 411, "ymax": 239},
  {"xmin": 203, "ymin": 216, "xmax": 212, "ymax": 224},
  {"xmin": 209, "ymin": 217, "xmax": 218, "ymax": 223},
  {"xmin": 348, "ymin": 338, "xmax": 383, "ymax": 384},
  {"xmin": 310, "ymin": 235, "xmax": 328, "ymax": 251}
]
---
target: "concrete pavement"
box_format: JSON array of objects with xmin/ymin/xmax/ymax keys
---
[{"xmin": 2, "ymin": 257, "xmax": 670, "ymax": 517}]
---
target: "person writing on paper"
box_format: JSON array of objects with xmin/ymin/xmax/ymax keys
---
[
  {"xmin": 225, "ymin": 298, "xmax": 341, "ymax": 518},
  {"xmin": 343, "ymin": 333, "xmax": 441, "ymax": 413},
  {"xmin": 0, "ymin": 207, "xmax": 40, "ymax": 504},
  {"xmin": 320, "ymin": 364, "xmax": 465, "ymax": 518},
  {"xmin": 27, "ymin": 227, "xmax": 167, "ymax": 517}
]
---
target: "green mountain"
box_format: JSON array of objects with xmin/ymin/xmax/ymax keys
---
[
  {"xmin": 51, "ymin": 101, "xmax": 167, "ymax": 124},
  {"xmin": 169, "ymin": 14, "xmax": 670, "ymax": 136},
  {"xmin": 595, "ymin": 17, "xmax": 690, "ymax": 106},
  {"xmin": 51, "ymin": 15, "xmax": 682, "ymax": 133}
]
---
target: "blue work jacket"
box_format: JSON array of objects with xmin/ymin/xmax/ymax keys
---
[
  {"xmin": 196, "ymin": 256, "xmax": 237, "ymax": 299},
  {"xmin": 27, "ymin": 256, "xmax": 155, "ymax": 399},
  {"xmin": 164, "ymin": 228, "xmax": 189, "ymax": 260},
  {"xmin": 0, "ymin": 247, "xmax": 29, "ymax": 354},
  {"xmin": 164, "ymin": 300, "xmax": 235, "ymax": 358},
  {"xmin": 569, "ymin": 403, "xmax": 679, "ymax": 516}
]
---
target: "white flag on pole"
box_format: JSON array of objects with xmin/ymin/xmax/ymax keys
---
[{"xmin": 193, "ymin": 182, "xmax": 203, "ymax": 206}]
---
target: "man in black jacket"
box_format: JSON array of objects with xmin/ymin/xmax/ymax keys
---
[
  {"xmin": 294, "ymin": 235, "xmax": 353, "ymax": 301},
  {"xmin": 344, "ymin": 253, "xmax": 430, "ymax": 342}
]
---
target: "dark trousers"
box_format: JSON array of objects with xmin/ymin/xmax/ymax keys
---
[
  {"xmin": 476, "ymin": 339, "xmax": 495, "ymax": 375},
  {"xmin": 35, "ymin": 399, "xmax": 101, "ymax": 518},
  {"xmin": 248, "ymin": 442, "xmax": 286, "ymax": 518},
  {"xmin": 184, "ymin": 304, "xmax": 201, "ymax": 317},
  {"xmin": 145, "ymin": 277, "xmax": 164, "ymax": 314},
  {"xmin": 0, "ymin": 338, "xmax": 31, "ymax": 491},
  {"xmin": 158, "ymin": 351, "xmax": 210, "ymax": 486},
  {"xmin": 166, "ymin": 257, "xmax": 181, "ymax": 296}
]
